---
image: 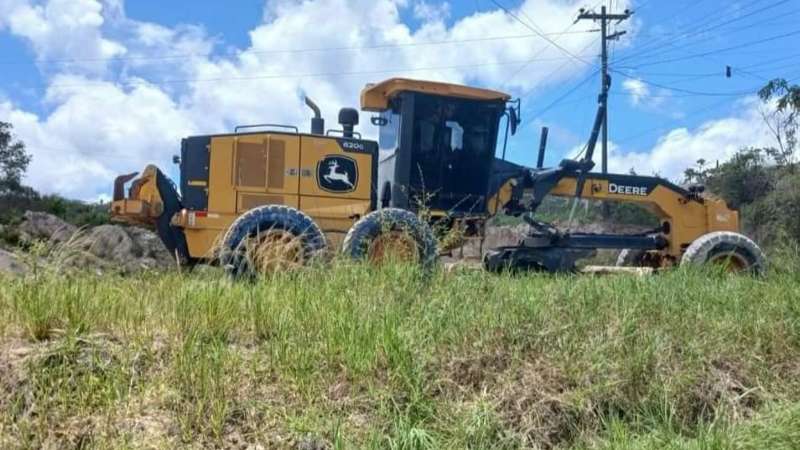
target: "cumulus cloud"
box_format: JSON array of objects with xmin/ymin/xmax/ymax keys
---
[
  {"xmin": 413, "ymin": 1, "xmax": 451, "ymax": 22},
  {"xmin": 2, "ymin": 0, "xmax": 619, "ymax": 200},
  {"xmin": 621, "ymin": 77, "xmax": 667, "ymax": 109},
  {"xmin": 622, "ymin": 78, "xmax": 648, "ymax": 105},
  {"xmin": 0, "ymin": 0, "xmax": 778, "ymax": 201},
  {"xmin": 609, "ymin": 97, "xmax": 776, "ymax": 181},
  {"xmin": 0, "ymin": 0, "xmax": 126, "ymax": 75}
]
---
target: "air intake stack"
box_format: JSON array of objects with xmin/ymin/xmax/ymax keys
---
[{"xmin": 338, "ymin": 108, "xmax": 359, "ymax": 138}]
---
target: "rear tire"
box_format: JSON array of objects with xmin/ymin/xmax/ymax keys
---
[
  {"xmin": 681, "ymin": 231, "xmax": 766, "ymax": 274},
  {"xmin": 342, "ymin": 208, "xmax": 438, "ymax": 269},
  {"xmin": 220, "ymin": 205, "xmax": 326, "ymax": 278}
]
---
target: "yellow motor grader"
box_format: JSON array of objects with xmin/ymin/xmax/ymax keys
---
[{"xmin": 111, "ymin": 78, "xmax": 765, "ymax": 275}]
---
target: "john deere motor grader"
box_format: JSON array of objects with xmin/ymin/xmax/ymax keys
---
[{"xmin": 111, "ymin": 77, "xmax": 766, "ymax": 275}]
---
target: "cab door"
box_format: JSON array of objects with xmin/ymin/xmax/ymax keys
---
[{"xmin": 233, "ymin": 133, "xmax": 300, "ymax": 212}]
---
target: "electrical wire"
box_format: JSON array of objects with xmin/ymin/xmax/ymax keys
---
[
  {"xmin": 616, "ymin": 0, "xmax": 794, "ymax": 66},
  {"xmin": 616, "ymin": 0, "xmax": 777, "ymax": 62},
  {"xmin": 529, "ymin": 69, "xmax": 600, "ymax": 121},
  {"xmin": 40, "ymin": 58, "xmax": 568, "ymax": 89},
  {"xmin": 490, "ymin": 0, "xmax": 594, "ymax": 66},
  {"xmin": 614, "ymin": 72, "xmax": 800, "ymax": 144},
  {"xmin": 0, "ymin": 31, "xmax": 597, "ymax": 66},
  {"xmin": 501, "ymin": 0, "xmax": 604, "ymax": 87},
  {"xmin": 616, "ymin": 28, "xmax": 800, "ymax": 69},
  {"xmin": 612, "ymin": 69, "xmax": 771, "ymax": 97}
]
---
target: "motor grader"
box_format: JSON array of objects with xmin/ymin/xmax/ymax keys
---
[{"xmin": 111, "ymin": 77, "xmax": 766, "ymax": 275}]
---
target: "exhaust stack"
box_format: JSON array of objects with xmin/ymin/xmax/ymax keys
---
[{"xmin": 304, "ymin": 97, "xmax": 325, "ymax": 135}]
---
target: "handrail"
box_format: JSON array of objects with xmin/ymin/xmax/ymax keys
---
[
  {"xmin": 234, "ymin": 123, "xmax": 299, "ymax": 133},
  {"xmin": 326, "ymin": 129, "xmax": 362, "ymax": 139}
]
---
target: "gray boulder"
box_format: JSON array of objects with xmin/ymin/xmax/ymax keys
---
[
  {"xmin": 18, "ymin": 211, "xmax": 77, "ymax": 243},
  {"xmin": 0, "ymin": 249, "xmax": 28, "ymax": 276},
  {"xmin": 13, "ymin": 211, "xmax": 174, "ymax": 274},
  {"xmin": 77, "ymin": 224, "xmax": 175, "ymax": 273}
]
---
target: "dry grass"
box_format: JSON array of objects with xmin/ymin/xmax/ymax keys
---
[{"xmin": 1, "ymin": 254, "xmax": 800, "ymax": 449}]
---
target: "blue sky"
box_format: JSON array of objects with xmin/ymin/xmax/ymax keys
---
[{"xmin": 0, "ymin": 0, "xmax": 797, "ymax": 200}]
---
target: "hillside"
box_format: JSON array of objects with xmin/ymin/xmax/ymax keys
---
[{"xmin": 2, "ymin": 258, "xmax": 799, "ymax": 449}]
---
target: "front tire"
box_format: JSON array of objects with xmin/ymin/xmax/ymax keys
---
[
  {"xmin": 219, "ymin": 205, "xmax": 326, "ymax": 278},
  {"xmin": 342, "ymin": 208, "xmax": 438, "ymax": 269},
  {"xmin": 681, "ymin": 231, "xmax": 766, "ymax": 274}
]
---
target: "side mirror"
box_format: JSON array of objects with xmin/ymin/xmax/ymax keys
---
[
  {"xmin": 509, "ymin": 108, "xmax": 519, "ymax": 136},
  {"xmin": 172, "ymin": 155, "xmax": 181, "ymax": 164},
  {"xmin": 371, "ymin": 116, "xmax": 388, "ymax": 126}
]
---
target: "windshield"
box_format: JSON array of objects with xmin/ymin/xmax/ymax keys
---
[{"xmin": 408, "ymin": 94, "xmax": 504, "ymax": 210}]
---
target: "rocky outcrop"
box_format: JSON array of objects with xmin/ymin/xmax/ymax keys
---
[
  {"xmin": 18, "ymin": 211, "xmax": 77, "ymax": 243},
  {"xmin": 0, "ymin": 249, "xmax": 27, "ymax": 276},
  {"xmin": 76, "ymin": 225, "xmax": 175, "ymax": 273},
  {"xmin": 1, "ymin": 212, "xmax": 174, "ymax": 276}
]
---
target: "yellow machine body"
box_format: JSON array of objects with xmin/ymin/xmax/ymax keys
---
[
  {"xmin": 110, "ymin": 77, "xmax": 744, "ymax": 269},
  {"xmin": 192, "ymin": 133, "xmax": 373, "ymax": 257},
  {"xmin": 546, "ymin": 176, "xmax": 739, "ymax": 257}
]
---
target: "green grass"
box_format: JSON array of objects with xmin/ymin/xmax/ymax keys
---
[{"xmin": 1, "ymin": 257, "xmax": 799, "ymax": 449}]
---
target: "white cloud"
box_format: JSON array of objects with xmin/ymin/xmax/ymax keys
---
[
  {"xmin": 0, "ymin": 77, "xmax": 195, "ymax": 198},
  {"xmin": 609, "ymin": 97, "xmax": 775, "ymax": 181},
  {"xmin": 3, "ymin": 0, "xmax": 632, "ymax": 200},
  {"xmin": 622, "ymin": 78, "xmax": 648, "ymax": 105},
  {"xmin": 0, "ymin": 0, "xmax": 778, "ymax": 201},
  {"xmin": 1, "ymin": 0, "xmax": 126, "ymax": 74},
  {"xmin": 621, "ymin": 77, "xmax": 666, "ymax": 109},
  {"xmin": 413, "ymin": 1, "xmax": 450, "ymax": 22}
]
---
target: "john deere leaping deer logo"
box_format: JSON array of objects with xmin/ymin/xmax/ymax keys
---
[{"xmin": 317, "ymin": 155, "xmax": 358, "ymax": 193}]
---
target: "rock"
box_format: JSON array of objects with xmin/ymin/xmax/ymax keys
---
[
  {"xmin": 18, "ymin": 211, "xmax": 77, "ymax": 243},
  {"xmin": 295, "ymin": 436, "xmax": 329, "ymax": 450},
  {"xmin": 0, "ymin": 249, "xmax": 28, "ymax": 276},
  {"xmin": 5, "ymin": 212, "xmax": 175, "ymax": 275},
  {"xmin": 75, "ymin": 225, "xmax": 175, "ymax": 273}
]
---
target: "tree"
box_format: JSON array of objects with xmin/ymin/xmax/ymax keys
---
[
  {"xmin": 704, "ymin": 148, "xmax": 774, "ymax": 209},
  {"xmin": 758, "ymin": 78, "xmax": 800, "ymax": 171},
  {"xmin": 0, "ymin": 121, "xmax": 32, "ymax": 196}
]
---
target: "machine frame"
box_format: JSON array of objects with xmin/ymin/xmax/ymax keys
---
[{"xmin": 111, "ymin": 77, "xmax": 749, "ymax": 273}]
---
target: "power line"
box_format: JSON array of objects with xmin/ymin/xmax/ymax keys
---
[
  {"xmin": 614, "ymin": 97, "xmax": 740, "ymax": 145},
  {"xmin": 616, "ymin": 28, "xmax": 800, "ymax": 69},
  {"xmin": 613, "ymin": 73, "xmax": 800, "ymax": 145},
  {"xmin": 612, "ymin": 69, "xmax": 770, "ymax": 97},
  {"xmin": 615, "ymin": 0, "xmax": 777, "ymax": 63},
  {"xmin": 501, "ymin": 0, "xmax": 605, "ymax": 88},
  {"xmin": 616, "ymin": 0, "xmax": 795, "ymax": 66},
  {"xmin": 39, "ymin": 58, "xmax": 575, "ymax": 89},
  {"xmin": 0, "ymin": 31, "xmax": 597, "ymax": 66},
  {"xmin": 490, "ymin": 0, "xmax": 593, "ymax": 66},
  {"xmin": 528, "ymin": 69, "xmax": 600, "ymax": 121}
]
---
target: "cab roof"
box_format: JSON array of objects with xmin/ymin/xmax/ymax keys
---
[{"xmin": 360, "ymin": 78, "xmax": 512, "ymax": 112}]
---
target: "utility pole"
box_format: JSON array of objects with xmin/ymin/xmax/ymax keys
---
[{"xmin": 577, "ymin": 6, "xmax": 631, "ymax": 175}]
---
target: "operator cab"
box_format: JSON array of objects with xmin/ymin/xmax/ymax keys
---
[{"xmin": 362, "ymin": 78, "xmax": 516, "ymax": 215}]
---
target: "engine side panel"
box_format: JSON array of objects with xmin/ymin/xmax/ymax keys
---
[{"xmin": 178, "ymin": 131, "xmax": 377, "ymax": 259}]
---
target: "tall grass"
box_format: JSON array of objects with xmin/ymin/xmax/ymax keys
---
[{"xmin": 1, "ymin": 256, "xmax": 799, "ymax": 449}]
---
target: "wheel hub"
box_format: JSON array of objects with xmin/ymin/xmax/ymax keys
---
[
  {"xmin": 245, "ymin": 230, "xmax": 304, "ymax": 273},
  {"xmin": 367, "ymin": 230, "xmax": 419, "ymax": 265}
]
